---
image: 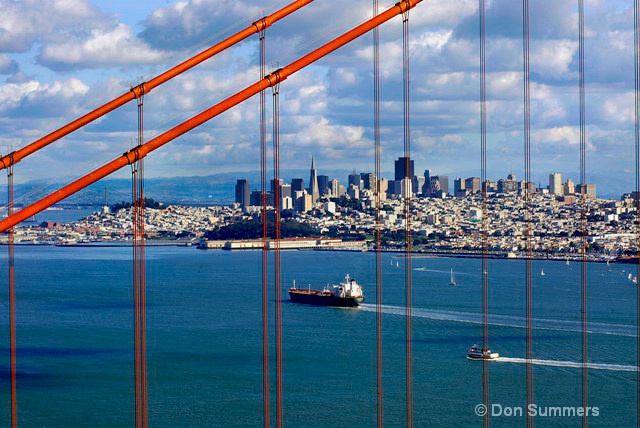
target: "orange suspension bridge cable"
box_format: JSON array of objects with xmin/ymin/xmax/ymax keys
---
[
  {"xmin": 0, "ymin": 0, "xmax": 423, "ymax": 231},
  {"xmin": 0, "ymin": 0, "xmax": 313, "ymax": 171}
]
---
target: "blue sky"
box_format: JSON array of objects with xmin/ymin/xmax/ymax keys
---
[{"xmin": 0, "ymin": 0, "xmax": 637, "ymax": 196}]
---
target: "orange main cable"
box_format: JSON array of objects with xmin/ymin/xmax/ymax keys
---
[
  {"xmin": 0, "ymin": 0, "xmax": 423, "ymax": 235},
  {"xmin": 0, "ymin": 0, "xmax": 313, "ymax": 171}
]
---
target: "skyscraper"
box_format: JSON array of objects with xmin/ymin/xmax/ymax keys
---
[
  {"xmin": 395, "ymin": 157, "xmax": 414, "ymax": 181},
  {"xmin": 362, "ymin": 173, "xmax": 376, "ymax": 190},
  {"xmin": 235, "ymin": 179, "xmax": 250, "ymax": 208},
  {"xmin": 423, "ymin": 169, "xmax": 431, "ymax": 196},
  {"xmin": 465, "ymin": 177, "xmax": 481, "ymax": 193},
  {"xmin": 291, "ymin": 178, "xmax": 305, "ymax": 193},
  {"xmin": 432, "ymin": 175, "xmax": 449, "ymax": 196},
  {"xmin": 564, "ymin": 178, "xmax": 575, "ymax": 196},
  {"xmin": 308, "ymin": 157, "xmax": 319, "ymax": 203},
  {"xmin": 317, "ymin": 175, "xmax": 329, "ymax": 196},
  {"xmin": 454, "ymin": 178, "xmax": 467, "ymax": 197},
  {"xmin": 348, "ymin": 170, "xmax": 361, "ymax": 189},
  {"xmin": 549, "ymin": 173, "xmax": 562, "ymax": 195}
]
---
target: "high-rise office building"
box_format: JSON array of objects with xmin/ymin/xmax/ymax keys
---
[
  {"xmin": 549, "ymin": 173, "xmax": 562, "ymax": 195},
  {"xmin": 498, "ymin": 178, "xmax": 517, "ymax": 193},
  {"xmin": 454, "ymin": 178, "xmax": 467, "ymax": 197},
  {"xmin": 422, "ymin": 169, "xmax": 431, "ymax": 195},
  {"xmin": 564, "ymin": 178, "xmax": 575, "ymax": 196},
  {"xmin": 577, "ymin": 183, "xmax": 596, "ymax": 199},
  {"xmin": 249, "ymin": 190, "xmax": 262, "ymax": 207},
  {"xmin": 429, "ymin": 176, "xmax": 441, "ymax": 196},
  {"xmin": 280, "ymin": 184, "xmax": 292, "ymax": 199},
  {"xmin": 291, "ymin": 178, "xmax": 305, "ymax": 193},
  {"xmin": 416, "ymin": 176, "xmax": 425, "ymax": 196},
  {"xmin": 235, "ymin": 179, "xmax": 250, "ymax": 207},
  {"xmin": 317, "ymin": 175, "xmax": 329, "ymax": 196},
  {"xmin": 330, "ymin": 179, "xmax": 345, "ymax": 197},
  {"xmin": 395, "ymin": 157, "xmax": 414, "ymax": 181},
  {"xmin": 348, "ymin": 170, "xmax": 361, "ymax": 189},
  {"xmin": 400, "ymin": 178, "xmax": 413, "ymax": 198},
  {"xmin": 271, "ymin": 178, "xmax": 283, "ymax": 196},
  {"xmin": 361, "ymin": 173, "xmax": 376, "ymax": 190},
  {"xmin": 308, "ymin": 157, "xmax": 320, "ymax": 203},
  {"xmin": 432, "ymin": 175, "xmax": 449, "ymax": 196},
  {"xmin": 465, "ymin": 177, "xmax": 481, "ymax": 193}
]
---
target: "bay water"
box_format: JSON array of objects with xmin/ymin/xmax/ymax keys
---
[{"xmin": 0, "ymin": 246, "xmax": 636, "ymax": 426}]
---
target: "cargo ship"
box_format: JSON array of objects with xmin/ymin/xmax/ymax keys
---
[{"xmin": 288, "ymin": 274, "xmax": 365, "ymax": 307}]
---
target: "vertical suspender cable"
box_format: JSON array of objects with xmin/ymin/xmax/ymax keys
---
[
  {"xmin": 259, "ymin": 21, "xmax": 270, "ymax": 428},
  {"xmin": 401, "ymin": 7, "xmax": 413, "ymax": 428},
  {"xmin": 522, "ymin": 1, "xmax": 534, "ymax": 426},
  {"xmin": 578, "ymin": 1, "xmax": 589, "ymax": 426},
  {"xmin": 479, "ymin": 1, "xmax": 490, "ymax": 426},
  {"xmin": 138, "ymin": 93, "xmax": 148, "ymax": 428},
  {"xmin": 7, "ymin": 156, "xmax": 17, "ymax": 428},
  {"xmin": 132, "ymin": 88, "xmax": 147, "ymax": 428},
  {"xmin": 634, "ymin": 0, "xmax": 640, "ymax": 421},
  {"xmin": 272, "ymin": 79, "xmax": 283, "ymax": 428},
  {"xmin": 373, "ymin": 1, "xmax": 384, "ymax": 426},
  {"xmin": 132, "ymin": 151, "xmax": 140, "ymax": 427}
]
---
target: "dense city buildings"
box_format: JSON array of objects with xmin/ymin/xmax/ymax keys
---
[
  {"xmin": 234, "ymin": 179, "xmax": 250, "ymax": 208},
  {"xmin": 11, "ymin": 156, "xmax": 626, "ymax": 260},
  {"xmin": 549, "ymin": 172, "xmax": 563, "ymax": 195}
]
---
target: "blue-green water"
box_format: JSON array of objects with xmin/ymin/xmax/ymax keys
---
[{"xmin": 0, "ymin": 247, "xmax": 636, "ymax": 426}]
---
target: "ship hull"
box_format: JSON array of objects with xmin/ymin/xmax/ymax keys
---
[{"xmin": 288, "ymin": 289, "xmax": 363, "ymax": 307}]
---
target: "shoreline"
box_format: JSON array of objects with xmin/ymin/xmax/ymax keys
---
[{"xmin": 4, "ymin": 240, "xmax": 630, "ymax": 264}]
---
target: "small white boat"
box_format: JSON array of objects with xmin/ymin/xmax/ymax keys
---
[
  {"xmin": 634, "ymin": 276, "xmax": 638, "ymax": 285},
  {"xmin": 396, "ymin": 261, "xmax": 399, "ymax": 268},
  {"xmin": 566, "ymin": 258, "xmax": 570, "ymax": 266},
  {"xmin": 449, "ymin": 268, "xmax": 457, "ymax": 286},
  {"xmin": 467, "ymin": 344, "xmax": 499, "ymax": 360},
  {"xmin": 540, "ymin": 268, "xmax": 545, "ymax": 276},
  {"xmin": 629, "ymin": 273, "xmax": 633, "ymax": 281}
]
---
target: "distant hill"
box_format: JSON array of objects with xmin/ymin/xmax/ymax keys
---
[
  {"xmin": 2, "ymin": 169, "xmax": 362, "ymax": 206},
  {"xmin": 1, "ymin": 167, "xmax": 629, "ymax": 208}
]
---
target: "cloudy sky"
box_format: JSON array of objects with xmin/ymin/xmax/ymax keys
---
[{"xmin": 0, "ymin": 0, "xmax": 636, "ymax": 196}]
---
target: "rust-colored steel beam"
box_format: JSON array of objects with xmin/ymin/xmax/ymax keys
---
[
  {"xmin": 0, "ymin": 0, "xmax": 313, "ymax": 171},
  {"xmin": 0, "ymin": 0, "xmax": 422, "ymax": 233}
]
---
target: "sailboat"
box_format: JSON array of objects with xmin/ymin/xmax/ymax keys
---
[
  {"xmin": 449, "ymin": 268, "xmax": 457, "ymax": 286},
  {"xmin": 566, "ymin": 258, "xmax": 570, "ymax": 266},
  {"xmin": 540, "ymin": 267, "xmax": 545, "ymax": 276},
  {"xmin": 396, "ymin": 261, "xmax": 399, "ymax": 268},
  {"xmin": 607, "ymin": 259, "xmax": 612, "ymax": 272}
]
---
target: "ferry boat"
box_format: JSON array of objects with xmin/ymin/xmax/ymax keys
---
[
  {"xmin": 467, "ymin": 344, "xmax": 500, "ymax": 360},
  {"xmin": 288, "ymin": 274, "xmax": 365, "ymax": 307}
]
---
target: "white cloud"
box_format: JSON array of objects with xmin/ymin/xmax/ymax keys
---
[
  {"xmin": 0, "ymin": 0, "xmax": 110, "ymax": 53},
  {"xmin": 38, "ymin": 24, "xmax": 168, "ymax": 70}
]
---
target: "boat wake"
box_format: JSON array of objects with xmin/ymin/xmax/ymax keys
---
[
  {"xmin": 358, "ymin": 304, "xmax": 635, "ymax": 337},
  {"xmin": 495, "ymin": 357, "xmax": 636, "ymax": 372}
]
